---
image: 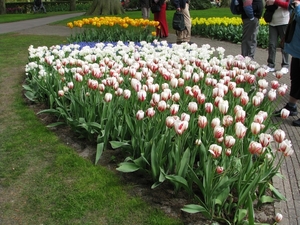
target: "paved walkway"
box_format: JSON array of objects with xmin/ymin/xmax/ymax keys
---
[{"xmin": 1, "ymin": 13, "xmax": 299, "ymax": 224}]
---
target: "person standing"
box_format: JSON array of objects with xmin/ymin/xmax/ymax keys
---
[
  {"xmin": 140, "ymin": 0, "xmax": 151, "ymax": 19},
  {"xmin": 275, "ymin": 0, "xmax": 300, "ymax": 126},
  {"xmin": 265, "ymin": 0, "xmax": 290, "ymax": 74},
  {"xmin": 152, "ymin": 0, "xmax": 169, "ymax": 38},
  {"xmin": 237, "ymin": 0, "xmax": 263, "ymax": 59},
  {"xmin": 172, "ymin": 0, "xmax": 191, "ymax": 43}
]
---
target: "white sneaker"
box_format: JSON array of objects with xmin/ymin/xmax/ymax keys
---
[
  {"xmin": 280, "ymin": 67, "xmax": 289, "ymax": 74},
  {"xmin": 265, "ymin": 66, "xmax": 275, "ymax": 73}
]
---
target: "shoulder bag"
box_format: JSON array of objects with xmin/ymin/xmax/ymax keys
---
[{"xmin": 172, "ymin": 11, "xmax": 186, "ymax": 31}]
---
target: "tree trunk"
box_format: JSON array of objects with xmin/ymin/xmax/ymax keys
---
[
  {"xmin": 69, "ymin": 0, "xmax": 76, "ymax": 11},
  {"xmin": 0, "ymin": 0, "xmax": 6, "ymax": 15},
  {"xmin": 85, "ymin": 0, "xmax": 124, "ymax": 15}
]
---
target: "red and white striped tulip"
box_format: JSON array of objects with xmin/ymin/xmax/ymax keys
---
[
  {"xmin": 170, "ymin": 104, "xmax": 179, "ymax": 115},
  {"xmin": 198, "ymin": 115, "xmax": 208, "ymax": 128},
  {"xmin": 205, "ymin": 103, "xmax": 213, "ymax": 113},
  {"xmin": 174, "ymin": 120, "xmax": 189, "ymax": 135},
  {"xmin": 188, "ymin": 102, "xmax": 198, "ymax": 113},
  {"xmin": 208, "ymin": 144, "xmax": 222, "ymax": 158},
  {"xmin": 216, "ymin": 166, "xmax": 224, "ymax": 174},
  {"xmin": 214, "ymin": 126, "xmax": 225, "ymax": 139},
  {"xmin": 137, "ymin": 90, "xmax": 147, "ymax": 101},
  {"xmin": 223, "ymin": 115, "xmax": 234, "ymax": 127},
  {"xmin": 104, "ymin": 93, "xmax": 113, "ymax": 102},
  {"xmin": 273, "ymin": 129, "xmax": 285, "ymax": 143},
  {"xmin": 259, "ymin": 133, "xmax": 273, "ymax": 147},
  {"xmin": 145, "ymin": 107, "xmax": 156, "ymax": 118},
  {"xmin": 123, "ymin": 89, "xmax": 131, "ymax": 99},
  {"xmin": 251, "ymin": 122, "xmax": 261, "ymax": 135},
  {"xmin": 165, "ymin": 116, "xmax": 175, "ymax": 128},
  {"xmin": 157, "ymin": 100, "xmax": 167, "ymax": 112},
  {"xmin": 136, "ymin": 110, "xmax": 145, "ymax": 120},
  {"xmin": 249, "ymin": 141, "xmax": 263, "ymax": 154},
  {"xmin": 224, "ymin": 135, "xmax": 236, "ymax": 148},
  {"xmin": 280, "ymin": 108, "xmax": 290, "ymax": 119},
  {"xmin": 235, "ymin": 122, "xmax": 247, "ymax": 139}
]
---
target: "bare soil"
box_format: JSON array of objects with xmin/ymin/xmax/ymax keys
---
[{"xmin": 29, "ymin": 101, "xmax": 276, "ymax": 225}]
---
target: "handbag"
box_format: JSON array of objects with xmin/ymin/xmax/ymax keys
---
[
  {"xmin": 172, "ymin": 11, "xmax": 186, "ymax": 31},
  {"xmin": 263, "ymin": 5, "xmax": 278, "ymax": 23},
  {"xmin": 151, "ymin": 3, "xmax": 161, "ymax": 13},
  {"xmin": 284, "ymin": 11, "xmax": 296, "ymax": 43}
]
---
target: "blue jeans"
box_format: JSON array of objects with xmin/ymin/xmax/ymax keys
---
[{"xmin": 267, "ymin": 24, "xmax": 289, "ymax": 69}]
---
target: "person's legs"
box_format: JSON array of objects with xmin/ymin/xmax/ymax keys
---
[
  {"xmin": 275, "ymin": 57, "xmax": 300, "ymax": 118},
  {"xmin": 278, "ymin": 24, "xmax": 289, "ymax": 69},
  {"xmin": 141, "ymin": 7, "xmax": 148, "ymax": 19},
  {"xmin": 176, "ymin": 3, "xmax": 191, "ymax": 43},
  {"xmin": 241, "ymin": 18, "xmax": 259, "ymax": 59},
  {"xmin": 267, "ymin": 25, "xmax": 278, "ymax": 69}
]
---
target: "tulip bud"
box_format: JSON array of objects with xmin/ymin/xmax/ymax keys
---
[
  {"xmin": 273, "ymin": 129, "xmax": 286, "ymax": 143},
  {"xmin": 275, "ymin": 213, "xmax": 283, "ymax": 223},
  {"xmin": 136, "ymin": 110, "xmax": 144, "ymax": 120},
  {"xmin": 104, "ymin": 93, "xmax": 113, "ymax": 102},
  {"xmin": 188, "ymin": 102, "xmax": 198, "ymax": 113},
  {"xmin": 216, "ymin": 166, "xmax": 224, "ymax": 174},
  {"xmin": 198, "ymin": 116, "xmax": 208, "ymax": 129}
]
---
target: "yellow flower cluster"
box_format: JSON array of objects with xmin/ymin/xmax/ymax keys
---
[
  {"xmin": 67, "ymin": 16, "xmax": 160, "ymax": 29},
  {"xmin": 191, "ymin": 17, "xmax": 267, "ymax": 26}
]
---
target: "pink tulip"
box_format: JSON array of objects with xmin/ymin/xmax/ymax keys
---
[
  {"xmin": 198, "ymin": 115, "xmax": 208, "ymax": 129},
  {"xmin": 273, "ymin": 129, "xmax": 285, "ymax": 143},
  {"xmin": 136, "ymin": 110, "xmax": 144, "ymax": 120}
]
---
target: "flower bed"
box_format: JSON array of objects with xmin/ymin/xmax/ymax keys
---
[{"xmin": 24, "ymin": 39, "xmax": 292, "ymax": 224}]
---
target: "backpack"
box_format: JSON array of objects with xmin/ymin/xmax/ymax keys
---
[
  {"xmin": 230, "ymin": 0, "xmax": 242, "ymax": 15},
  {"xmin": 172, "ymin": 11, "xmax": 186, "ymax": 31}
]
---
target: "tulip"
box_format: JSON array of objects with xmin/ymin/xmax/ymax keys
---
[
  {"xmin": 123, "ymin": 89, "xmax": 131, "ymax": 99},
  {"xmin": 137, "ymin": 90, "xmax": 147, "ymax": 101},
  {"xmin": 174, "ymin": 120, "xmax": 189, "ymax": 135},
  {"xmin": 165, "ymin": 116, "xmax": 175, "ymax": 128},
  {"xmin": 104, "ymin": 93, "xmax": 113, "ymax": 102},
  {"xmin": 252, "ymin": 95, "xmax": 262, "ymax": 106},
  {"xmin": 218, "ymin": 99, "xmax": 229, "ymax": 114},
  {"xmin": 131, "ymin": 78, "xmax": 141, "ymax": 92},
  {"xmin": 216, "ymin": 166, "xmax": 224, "ymax": 174},
  {"xmin": 267, "ymin": 89, "xmax": 277, "ymax": 101},
  {"xmin": 235, "ymin": 122, "xmax": 247, "ymax": 139},
  {"xmin": 224, "ymin": 135, "xmax": 236, "ymax": 148},
  {"xmin": 249, "ymin": 141, "xmax": 263, "ymax": 155},
  {"xmin": 145, "ymin": 107, "xmax": 155, "ymax": 118},
  {"xmin": 172, "ymin": 92, "xmax": 180, "ymax": 102},
  {"xmin": 136, "ymin": 110, "xmax": 144, "ymax": 120},
  {"xmin": 275, "ymin": 213, "xmax": 283, "ymax": 223},
  {"xmin": 181, "ymin": 113, "xmax": 190, "ymax": 122},
  {"xmin": 222, "ymin": 115, "xmax": 234, "ymax": 127},
  {"xmin": 208, "ymin": 144, "xmax": 222, "ymax": 158},
  {"xmin": 274, "ymin": 71, "xmax": 283, "ymax": 79},
  {"xmin": 235, "ymin": 109, "xmax": 246, "ymax": 123},
  {"xmin": 198, "ymin": 115, "xmax": 208, "ymax": 129},
  {"xmin": 58, "ymin": 90, "xmax": 64, "ymax": 97},
  {"xmin": 273, "ymin": 129, "xmax": 285, "ymax": 143},
  {"xmin": 283, "ymin": 146, "xmax": 294, "ymax": 156},
  {"xmin": 211, "ymin": 117, "xmax": 221, "ymax": 128},
  {"xmin": 280, "ymin": 108, "xmax": 290, "ymax": 119},
  {"xmin": 188, "ymin": 102, "xmax": 198, "ymax": 113},
  {"xmin": 214, "ymin": 126, "xmax": 224, "ymax": 139},
  {"xmin": 225, "ymin": 148, "xmax": 232, "ymax": 156},
  {"xmin": 278, "ymin": 139, "xmax": 292, "ymax": 152},
  {"xmin": 278, "ymin": 84, "xmax": 288, "ymax": 96},
  {"xmin": 259, "ymin": 133, "xmax": 273, "ymax": 147},
  {"xmin": 205, "ymin": 103, "xmax": 213, "ymax": 113},
  {"xmin": 170, "ymin": 78, "xmax": 178, "ymax": 88},
  {"xmin": 170, "ymin": 104, "xmax": 179, "ymax": 115},
  {"xmin": 197, "ymin": 93, "xmax": 206, "ymax": 104},
  {"xmin": 251, "ymin": 122, "xmax": 261, "ymax": 135},
  {"xmin": 67, "ymin": 81, "xmax": 74, "ymax": 89},
  {"xmin": 271, "ymin": 80, "xmax": 280, "ymax": 89},
  {"xmin": 195, "ymin": 139, "xmax": 202, "ymax": 145},
  {"xmin": 157, "ymin": 100, "xmax": 167, "ymax": 112}
]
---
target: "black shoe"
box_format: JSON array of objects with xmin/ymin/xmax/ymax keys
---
[
  {"xmin": 292, "ymin": 119, "xmax": 300, "ymax": 126},
  {"xmin": 274, "ymin": 103, "xmax": 298, "ymax": 117}
]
